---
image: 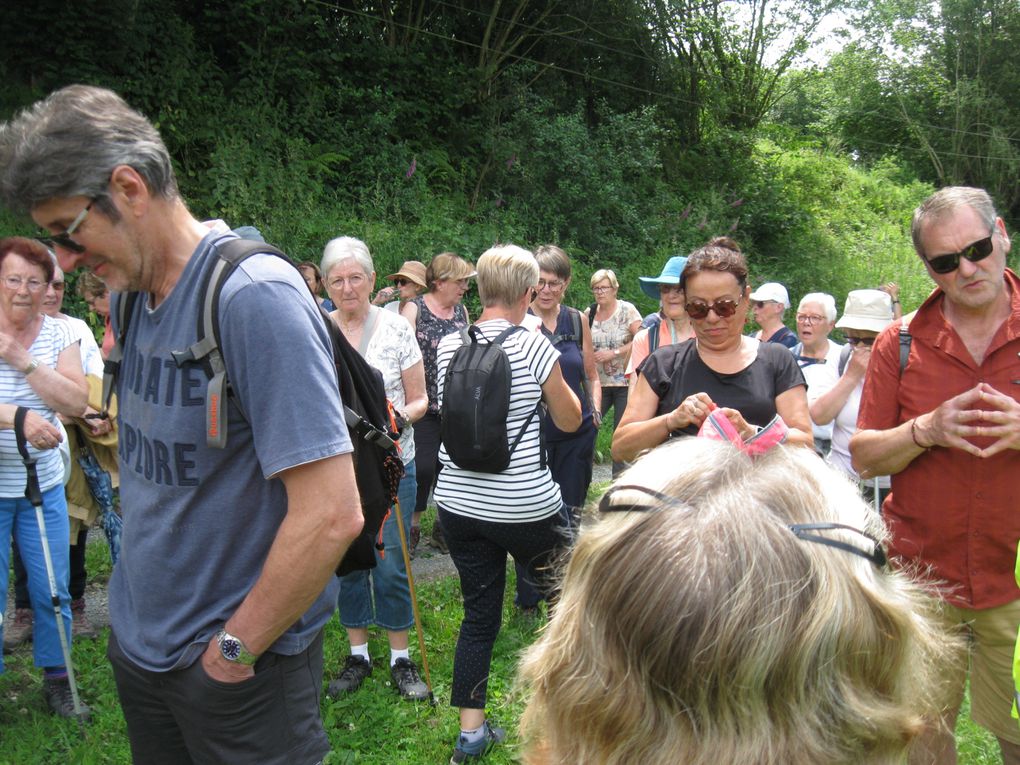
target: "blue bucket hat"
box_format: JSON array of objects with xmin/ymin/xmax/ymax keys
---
[{"xmin": 639, "ymin": 256, "xmax": 688, "ymax": 301}]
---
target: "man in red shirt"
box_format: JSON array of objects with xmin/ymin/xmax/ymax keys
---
[{"xmin": 853, "ymin": 186, "xmax": 1020, "ymax": 765}]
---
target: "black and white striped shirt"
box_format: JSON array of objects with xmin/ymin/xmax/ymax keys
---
[{"xmin": 435, "ymin": 319, "xmax": 562, "ymax": 522}]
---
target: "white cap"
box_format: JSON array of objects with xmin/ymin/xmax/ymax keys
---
[
  {"xmin": 749, "ymin": 282, "xmax": 790, "ymax": 308},
  {"xmin": 834, "ymin": 290, "xmax": 894, "ymax": 333}
]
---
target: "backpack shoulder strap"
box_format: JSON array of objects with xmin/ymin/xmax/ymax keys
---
[
  {"xmin": 837, "ymin": 343, "xmax": 853, "ymax": 377},
  {"xmin": 568, "ymin": 307, "xmax": 583, "ymax": 350},
  {"xmin": 171, "ymin": 238, "xmax": 291, "ymax": 448},
  {"xmin": 648, "ymin": 314, "xmax": 662, "ymax": 354},
  {"xmin": 898, "ymin": 315, "xmax": 913, "ymax": 377},
  {"xmin": 101, "ymin": 291, "xmax": 141, "ymax": 420}
]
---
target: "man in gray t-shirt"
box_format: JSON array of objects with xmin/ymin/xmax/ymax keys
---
[{"xmin": 0, "ymin": 85, "xmax": 364, "ymax": 764}]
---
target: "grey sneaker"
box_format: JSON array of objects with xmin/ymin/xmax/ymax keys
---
[
  {"xmin": 71, "ymin": 599, "xmax": 98, "ymax": 640},
  {"xmin": 43, "ymin": 677, "xmax": 91, "ymax": 721},
  {"xmin": 326, "ymin": 655, "xmax": 372, "ymax": 698},
  {"xmin": 3, "ymin": 608, "xmax": 33, "ymax": 653},
  {"xmin": 390, "ymin": 657, "xmax": 429, "ymax": 700},
  {"xmin": 450, "ymin": 720, "xmax": 505, "ymax": 763}
]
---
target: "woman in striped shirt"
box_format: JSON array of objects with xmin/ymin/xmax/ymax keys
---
[
  {"xmin": 0, "ymin": 237, "xmax": 88, "ymax": 718},
  {"xmin": 435, "ymin": 244, "xmax": 580, "ymax": 764}
]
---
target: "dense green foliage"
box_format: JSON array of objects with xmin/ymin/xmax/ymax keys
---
[{"xmin": 0, "ymin": 1, "xmax": 1016, "ymax": 316}]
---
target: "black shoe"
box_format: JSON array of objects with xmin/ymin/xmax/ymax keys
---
[
  {"xmin": 450, "ymin": 720, "xmax": 505, "ymax": 763},
  {"xmin": 327, "ymin": 655, "xmax": 372, "ymax": 698},
  {"xmin": 43, "ymin": 677, "xmax": 91, "ymax": 721},
  {"xmin": 390, "ymin": 657, "xmax": 429, "ymax": 700}
]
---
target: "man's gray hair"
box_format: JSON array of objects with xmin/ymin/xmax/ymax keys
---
[
  {"xmin": 911, "ymin": 186, "xmax": 998, "ymax": 258},
  {"xmin": 321, "ymin": 236, "xmax": 374, "ymax": 279},
  {"xmin": 0, "ymin": 85, "xmax": 178, "ymax": 215}
]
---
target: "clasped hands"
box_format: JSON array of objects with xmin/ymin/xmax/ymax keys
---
[{"xmin": 919, "ymin": 382, "xmax": 1020, "ymax": 458}]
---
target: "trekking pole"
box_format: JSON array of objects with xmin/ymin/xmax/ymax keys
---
[
  {"xmin": 873, "ymin": 477, "xmax": 881, "ymax": 515},
  {"xmin": 13, "ymin": 408, "xmax": 88, "ymax": 732},
  {"xmin": 391, "ymin": 496, "xmax": 436, "ymax": 706}
]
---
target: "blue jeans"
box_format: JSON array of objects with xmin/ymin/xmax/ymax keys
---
[
  {"xmin": 337, "ymin": 462, "xmax": 417, "ymax": 631},
  {"xmin": 0, "ymin": 484, "xmax": 71, "ymax": 673}
]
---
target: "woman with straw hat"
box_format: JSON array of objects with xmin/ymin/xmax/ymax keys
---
[{"xmin": 810, "ymin": 289, "xmax": 896, "ymax": 506}]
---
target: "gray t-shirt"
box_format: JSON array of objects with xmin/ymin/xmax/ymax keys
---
[{"xmin": 109, "ymin": 232, "xmax": 353, "ymax": 672}]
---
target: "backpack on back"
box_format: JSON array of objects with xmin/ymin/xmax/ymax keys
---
[
  {"xmin": 103, "ymin": 238, "xmax": 402, "ymax": 576},
  {"xmin": 440, "ymin": 324, "xmax": 540, "ymax": 473}
]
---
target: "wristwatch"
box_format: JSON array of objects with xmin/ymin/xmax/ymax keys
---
[{"xmin": 215, "ymin": 629, "xmax": 258, "ymax": 665}]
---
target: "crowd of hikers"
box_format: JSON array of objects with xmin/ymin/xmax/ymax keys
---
[{"xmin": 0, "ymin": 84, "xmax": 1018, "ymax": 765}]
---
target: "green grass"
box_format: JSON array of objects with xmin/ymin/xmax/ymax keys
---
[{"xmin": 1, "ymin": 528, "xmax": 1009, "ymax": 764}]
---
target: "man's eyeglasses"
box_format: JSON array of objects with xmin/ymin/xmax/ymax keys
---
[
  {"xmin": 36, "ymin": 200, "xmax": 93, "ymax": 253},
  {"xmin": 3, "ymin": 276, "xmax": 47, "ymax": 293},
  {"xmin": 685, "ymin": 297, "xmax": 740, "ymax": 320},
  {"xmin": 924, "ymin": 230, "xmax": 995, "ymax": 275},
  {"xmin": 537, "ymin": 279, "xmax": 565, "ymax": 291},
  {"xmin": 796, "ymin": 314, "xmax": 826, "ymax": 325},
  {"xmin": 844, "ymin": 336, "xmax": 876, "ymax": 347}
]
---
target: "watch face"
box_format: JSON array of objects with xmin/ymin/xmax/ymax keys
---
[{"xmin": 220, "ymin": 636, "xmax": 242, "ymax": 661}]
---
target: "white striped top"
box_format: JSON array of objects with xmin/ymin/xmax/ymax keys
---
[
  {"xmin": 0, "ymin": 315, "xmax": 76, "ymax": 496},
  {"xmin": 434, "ymin": 319, "xmax": 563, "ymax": 522}
]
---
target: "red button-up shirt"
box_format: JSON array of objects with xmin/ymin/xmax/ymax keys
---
[{"xmin": 857, "ymin": 269, "xmax": 1020, "ymax": 608}]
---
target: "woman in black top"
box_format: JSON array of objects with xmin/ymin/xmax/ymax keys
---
[{"xmin": 612, "ymin": 238, "xmax": 813, "ymax": 463}]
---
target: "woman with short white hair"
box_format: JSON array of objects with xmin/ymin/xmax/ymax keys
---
[
  {"xmin": 791, "ymin": 292, "xmax": 843, "ymax": 456},
  {"xmin": 320, "ymin": 236, "xmax": 430, "ymax": 702},
  {"xmin": 435, "ymin": 243, "xmax": 580, "ymax": 763}
]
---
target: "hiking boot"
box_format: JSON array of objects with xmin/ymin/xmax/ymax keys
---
[
  {"xmin": 71, "ymin": 599, "xmax": 98, "ymax": 640},
  {"xmin": 450, "ymin": 720, "xmax": 505, "ymax": 763},
  {"xmin": 43, "ymin": 677, "xmax": 91, "ymax": 722},
  {"xmin": 326, "ymin": 655, "xmax": 372, "ymax": 698},
  {"xmin": 430, "ymin": 524, "xmax": 449, "ymax": 554},
  {"xmin": 409, "ymin": 524, "xmax": 421, "ymax": 558},
  {"xmin": 3, "ymin": 608, "xmax": 33, "ymax": 653},
  {"xmin": 390, "ymin": 657, "xmax": 429, "ymax": 700}
]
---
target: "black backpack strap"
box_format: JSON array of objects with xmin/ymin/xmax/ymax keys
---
[
  {"xmin": 898, "ymin": 316, "xmax": 912, "ymax": 377},
  {"xmin": 647, "ymin": 315, "xmax": 662, "ymax": 354},
  {"xmin": 101, "ymin": 291, "xmax": 140, "ymax": 421},
  {"xmin": 170, "ymin": 238, "xmax": 290, "ymax": 448}
]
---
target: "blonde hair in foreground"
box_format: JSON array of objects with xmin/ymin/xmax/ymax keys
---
[{"xmin": 518, "ymin": 439, "xmax": 959, "ymax": 765}]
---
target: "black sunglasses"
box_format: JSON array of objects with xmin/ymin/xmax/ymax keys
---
[
  {"xmin": 685, "ymin": 297, "xmax": 740, "ymax": 320},
  {"xmin": 845, "ymin": 336, "xmax": 876, "ymax": 347},
  {"xmin": 599, "ymin": 485, "xmax": 887, "ymax": 568},
  {"xmin": 924, "ymin": 230, "xmax": 995, "ymax": 275},
  {"xmin": 393, "ymin": 278, "xmax": 409, "ymax": 287}
]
